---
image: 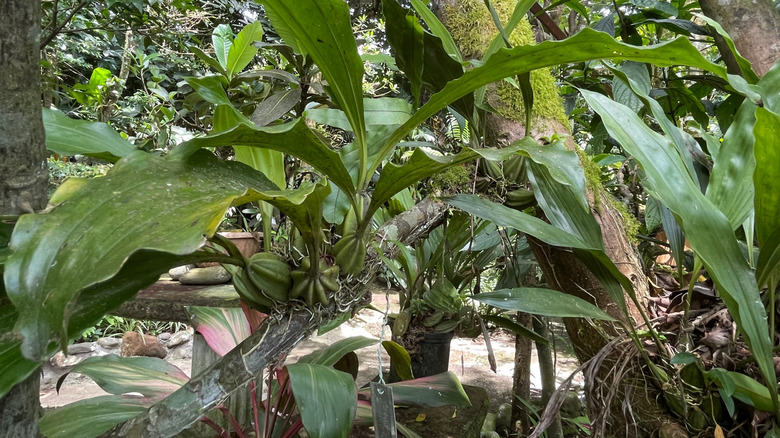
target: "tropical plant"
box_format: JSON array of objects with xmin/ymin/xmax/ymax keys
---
[
  {"xmin": 4, "ymin": 0, "xmax": 779, "ymax": 435},
  {"xmin": 41, "ymin": 306, "xmax": 471, "ymax": 438}
]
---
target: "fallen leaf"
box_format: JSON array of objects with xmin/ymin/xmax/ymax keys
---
[{"xmin": 416, "ymin": 413, "xmax": 426, "ymax": 422}]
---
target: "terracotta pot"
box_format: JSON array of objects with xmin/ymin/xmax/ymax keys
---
[
  {"xmin": 197, "ymin": 231, "xmax": 263, "ymax": 267},
  {"xmin": 218, "ymin": 231, "xmax": 263, "ymax": 258}
]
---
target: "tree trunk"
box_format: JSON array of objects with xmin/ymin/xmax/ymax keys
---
[
  {"xmin": 0, "ymin": 1, "xmax": 46, "ymax": 437},
  {"xmin": 430, "ymin": 1, "xmax": 661, "ymax": 435},
  {"xmin": 699, "ymin": 0, "xmax": 780, "ymax": 78}
]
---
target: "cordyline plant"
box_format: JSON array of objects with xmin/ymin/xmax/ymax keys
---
[{"xmin": 2, "ymin": 0, "xmax": 778, "ymax": 435}]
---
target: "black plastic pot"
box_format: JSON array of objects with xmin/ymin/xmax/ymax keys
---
[{"xmin": 389, "ymin": 331, "xmax": 454, "ymax": 382}]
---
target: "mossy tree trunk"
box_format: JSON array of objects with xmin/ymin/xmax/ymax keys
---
[
  {"xmin": 0, "ymin": 1, "xmax": 46, "ymax": 437},
  {"xmin": 430, "ymin": 1, "xmax": 667, "ymax": 435}
]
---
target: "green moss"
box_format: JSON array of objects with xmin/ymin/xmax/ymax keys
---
[
  {"xmin": 442, "ymin": 0, "xmax": 568, "ymax": 127},
  {"xmin": 428, "ymin": 164, "xmax": 474, "ymax": 194},
  {"xmin": 608, "ymin": 195, "xmax": 641, "ymax": 245},
  {"xmin": 494, "ymin": 70, "xmax": 569, "ymax": 127},
  {"xmin": 575, "ymin": 148, "xmax": 603, "ymax": 207}
]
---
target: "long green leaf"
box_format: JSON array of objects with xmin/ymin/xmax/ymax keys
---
[
  {"xmin": 384, "ymin": 0, "xmax": 425, "ymax": 105},
  {"xmin": 365, "ymin": 371, "xmax": 471, "ymax": 408},
  {"xmin": 260, "ymin": 0, "xmax": 367, "ymax": 184},
  {"xmin": 39, "ymin": 395, "xmax": 150, "ymax": 438},
  {"xmin": 382, "ymin": 340, "xmax": 414, "ymax": 380},
  {"xmin": 753, "ymin": 107, "xmax": 780, "ymax": 246},
  {"xmin": 375, "ymin": 28, "xmax": 728, "ymax": 177},
  {"xmin": 408, "ymin": 0, "xmax": 461, "ymax": 62},
  {"xmin": 170, "ymin": 120, "xmax": 355, "ymax": 197},
  {"xmin": 287, "ymin": 363, "xmax": 357, "ymax": 438},
  {"xmin": 481, "ymin": 314, "xmax": 548, "ymax": 345},
  {"xmin": 186, "ymin": 306, "xmax": 251, "ymax": 357},
  {"xmin": 706, "ymin": 64, "xmax": 780, "ymax": 229},
  {"xmin": 582, "ymin": 89, "xmax": 778, "ymax": 413},
  {"xmin": 4, "ymin": 150, "xmax": 277, "ymax": 361},
  {"xmin": 42, "ymin": 109, "xmax": 136, "ymax": 162},
  {"xmin": 445, "ymin": 194, "xmax": 594, "ymax": 250},
  {"xmin": 473, "ymin": 288, "xmax": 616, "ymax": 320},
  {"xmin": 66, "ymin": 354, "xmax": 188, "ymax": 398},
  {"xmin": 298, "ymin": 336, "xmax": 378, "ymax": 366},
  {"xmin": 212, "ymin": 24, "xmax": 233, "ymax": 70},
  {"xmin": 367, "ymin": 146, "xmax": 520, "ymax": 220},
  {"xmin": 1, "ymin": 249, "xmax": 212, "ymax": 398},
  {"xmin": 226, "ymin": 21, "xmax": 263, "ymax": 79}
]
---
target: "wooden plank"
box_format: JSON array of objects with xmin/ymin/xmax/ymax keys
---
[{"xmin": 112, "ymin": 279, "xmax": 240, "ymax": 323}]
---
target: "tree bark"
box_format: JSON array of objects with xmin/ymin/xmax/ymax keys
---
[
  {"xmin": 0, "ymin": 1, "xmax": 46, "ymax": 437},
  {"xmin": 0, "ymin": 0, "xmax": 48, "ymax": 216},
  {"xmin": 430, "ymin": 1, "xmax": 661, "ymax": 435},
  {"xmin": 699, "ymin": 0, "xmax": 780, "ymax": 78}
]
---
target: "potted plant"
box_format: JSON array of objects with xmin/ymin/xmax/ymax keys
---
[{"xmin": 381, "ymin": 211, "xmax": 501, "ymax": 379}]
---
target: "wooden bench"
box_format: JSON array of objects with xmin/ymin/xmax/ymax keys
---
[{"xmin": 113, "ymin": 278, "xmax": 254, "ymax": 436}]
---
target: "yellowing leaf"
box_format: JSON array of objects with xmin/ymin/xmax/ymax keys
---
[
  {"xmin": 416, "ymin": 413, "xmax": 426, "ymax": 422},
  {"xmin": 715, "ymin": 424, "xmax": 725, "ymax": 438}
]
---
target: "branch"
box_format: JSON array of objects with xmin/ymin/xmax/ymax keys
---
[
  {"xmin": 100, "ymin": 198, "xmax": 447, "ymax": 438},
  {"xmin": 40, "ymin": 0, "xmax": 91, "ymax": 49}
]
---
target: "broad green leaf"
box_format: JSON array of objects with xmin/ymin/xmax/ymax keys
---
[
  {"xmin": 660, "ymin": 202, "xmax": 686, "ymax": 277},
  {"xmin": 287, "ymin": 363, "xmax": 357, "ymax": 438},
  {"xmin": 716, "ymin": 371, "xmax": 775, "ymax": 412},
  {"xmin": 423, "ymin": 278, "xmax": 460, "ymax": 314},
  {"xmin": 376, "ymin": 28, "xmax": 728, "ymax": 177},
  {"xmin": 5, "ymin": 150, "xmax": 278, "ymax": 360},
  {"xmin": 250, "ymin": 89, "xmax": 299, "ymax": 127},
  {"xmin": 473, "ymin": 288, "xmax": 616, "ymax": 321},
  {"xmin": 0, "ymin": 298, "xmax": 39, "ymax": 399},
  {"xmin": 42, "ymin": 108, "xmax": 136, "ymax": 162},
  {"xmin": 298, "ymin": 336, "xmax": 378, "ymax": 367},
  {"xmin": 212, "ymin": 24, "xmax": 233, "ymax": 70},
  {"xmin": 261, "ymin": 0, "xmax": 367, "ymax": 183},
  {"xmin": 170, "ymin": 119, "xmax": 355, "ymax": 197},
  {"xmin": 609, "ymin": 65, "xmax": 697, "ymax": 183},
  {"xmin": 514, "ymin": 137, "xmax": 587, "ymax": 202},
  {"xmin": 186, "ymin": 306, "xmax": 251, "ymax": 357},
  {"xmin": 1, "ymin": 248, "xmax": 208, "ymax": 399},
  {"xmin": 384, "ymin": 0, "xmax": 473, "ymax": 120},
  {"xmin": 445, "ymin": 194, "xmax": 594, "ymax": 250},
  {"xmin": 360, "ymin": 372, "xmax": 471, "ymax": 408},
  {"xmin": 384, "ymin": 0, "xmax": 424, "ymax": 105},
  {"xmin": 66, "ymin": 354, "xmax": 188, "ymax": 398},
  {"xmin": 367, "ymin": 146, "xmax": 520, "ymax": 220},
  {"xmin": 382, "ymin": 340, "xmax": 414, "ymax": 381},
  {"xmin": 612, "ymin": 61, "xmax": 650, "ymax": 114},
  {"xmin": 234, "ymin": 146, "xmax": 286, "ymax": 188},
  {"xmin": 306, "ymin": 97, "xmax": 412, "ymax": 131},
  {"xmin": 752, "ymin": 107, "xmax": 780, "ymax": 246},
  {"xmin": 185, "ymin": 75, "xmax": 235, "ymax": 108},
  {"xmin": 582, "ymin": 89, "xmax": 778, "ymax": 412},
  {"xmin": 408, "ymin": 0, "xmax": 461, "ymax": 62},
  {"xmin": 226, "ymin": 21, "xmax": 263, "ymax": 78},
  {"xmin": 190, "ymin": 46, "xmax": 226, "ymax": 76},
  {"xmin": 527, "ymin": 161, "xmax": 601, "ymax": 248},
  {"xmin": 39, "ymin": 395, "xmax": 150, "ymax": 438},
  {"xmin": 260, "ymin": 180, "xmax": 331, "ymax": 251},
  {"xmin": 480, "ymin": 314, "xmax": 548, "ymax": 345}
]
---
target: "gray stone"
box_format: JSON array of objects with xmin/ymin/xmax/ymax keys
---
[
  {"xmin": 166, "ymin": 343, "xmax": 193, "ymax": 361},
  {"xmin": 178, "ymin": 266, "xmax": 231, "ymax": 285},
  {"xmin": 158, "ymin": 332, "xmax": 172, "ymax": 341},
  {"xmin": 97, "ymin": 337, "xmax": 122, "ymax": 349},
  {"xmin": 168, "ymin": 264, "xmax": 196, "ymax": 280},
  {"xmin": 167, "ymin": 330, "xmax": 191, "ymax": 348},
  {"xmin": 67, "ymin": 342, "xmax": 95, "ymax": 355},
  {"xmin": 50, "ymin": 351, "xmax": 86, "ymax": 368}
]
